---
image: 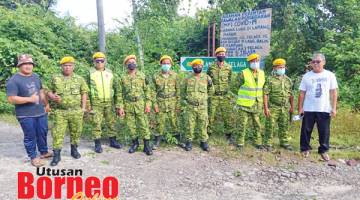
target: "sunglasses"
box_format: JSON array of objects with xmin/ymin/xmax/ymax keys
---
[
  {"xmin": 95, "ymin": 60, "xmax": 105, "ymax": 63},
  {"xmin": 311, "ymin": 60, "xmax": 322, "ymax": 64}
]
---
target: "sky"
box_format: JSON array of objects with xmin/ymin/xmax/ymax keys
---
[{"xmin": 54, "ymin": 0, "xmax": 209, "ymax": 31}]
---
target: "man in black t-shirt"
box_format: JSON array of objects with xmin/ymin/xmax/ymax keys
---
[{"xmin": 6, "ymin": 54, "xmax": 52, "ymax": 167}]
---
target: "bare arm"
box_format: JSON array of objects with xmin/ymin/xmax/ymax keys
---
[
  {"xmin": 81, "ymin": 93, "xmax": 87, "ymax": 111},
  {"xmin": 7, "ymin": 93, "xmax": 38, "ymax": 105},
  {"xmin": 263, "ymin": 94, "xmax": 270, "ymax": 117},
  {"xmin": 298, "ymin": 90, "xmax": 306, "ymax": 114},
  {"xmin": 330, "ymin": 89, "xmax": 337, "ymax": 116},
  {"xmin": 289, "ymin": 95, "xmax": 294, "ymax": 113},
  {"xmin": 40, "ymin": 89, "xmax": 48, "ymax": 106}
]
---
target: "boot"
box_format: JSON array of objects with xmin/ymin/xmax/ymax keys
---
[
  {"xmin": 71, "ymin": 144, "xmax": 81, "ymax": 159},
  {"xmin": 109, "ymin": 137, "xmax": 122, "ymax": 149},
  {"xmin": 50, "ymin": 149, "xmax": 61, "ymax": 166},
  {"xmin": 94, "ymin": 139, "xmax": 103, "ymax": 153},
  {"xmin": 200, "ymin": 141, "xmax": 210, "ymax": 151},
  {"xmin": 143, "ymin": 139, "xmax": 153, "ymax": 156},
  {"xmin": 174, "ymin": 134, "xmax": 181, "ymax": 143},
  {"xmin": 225, "ymin": 133, "xmax": 234, "ymax": 144},
  {"xmin": 184, "ymin": 141, "xmax": 192, "ymax": 151},
  {"xmin": 128, "ymin": 138, "xmax": 139, "ymax": 153},
  {"xmin": 152, "ymin": 135, "xmax": 161, "ymax": 150}
]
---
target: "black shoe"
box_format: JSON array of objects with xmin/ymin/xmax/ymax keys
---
[
  {"xmin": 143, "ymin": 139, "xmax": 153, "ymax": 156},
  {"xmin": 280, "ymin": 144, "xmax": 293, "ymax": 151},
  {"xmin": 94, "ymin": 139, "xmax": 103, "ymax": 153},
  {"xmin": 225, "ymin": 133, "xmax": 234, "ymax": 144},
  {"xmin": 109, "ymin": 137, "xmax": 122, "ymax": 149},
  {"xmin": 184, "ymin": 141, "xmax": 192, "ymax": 151},
  {"xmin": 264, "ymin": 145, "xmax": 273, "ymax": 152},
  {"xmin": 50, "ymin": 149, "xmax": 61, "ymax": 166},
  {"xmin": 152, "ymin": 135, "xmax": 161, "ymax": 150},
  {"xmin": 70, "ymin": 144, "xmax": 81, "ymax": 159},
  {"xmin": 200, "ymin": 141, "xmax": 210, "ymax": 151},
  {"xmin": 128, "ymin": 138, "xmax": 139, "ymax": 153},
  {"xmin": 255, "ymin": 144, "xmax": 264, "ymax": 150},
  {"xmin": 236, "ymin": 144, "xmax": 244, "ymax": 151},
  {"xmin": 174, "ymin": 134, "xmax": 181, "ymax": 143}
]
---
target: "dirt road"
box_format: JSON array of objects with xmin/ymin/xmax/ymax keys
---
[{"xmin": 0, "ymin": 121, "xmax": 359, "ymax": 200}]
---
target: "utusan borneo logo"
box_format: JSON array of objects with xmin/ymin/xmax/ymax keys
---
[{"xmin": 18, "ymin": 167, "xmax": 120, "ymax": 199}]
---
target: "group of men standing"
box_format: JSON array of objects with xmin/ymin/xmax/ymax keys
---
[{"xmin": 6, "ymin": 47, "xmax": 338, "ymax": 167}]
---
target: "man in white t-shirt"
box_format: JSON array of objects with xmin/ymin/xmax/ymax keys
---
[{"xmin": 298, "ymin": 53, "xmax": 338, "ymax": 161}]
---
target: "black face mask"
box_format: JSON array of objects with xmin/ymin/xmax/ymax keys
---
[
  {"xmin": 216, "ymin": 55, "xmax": 225, "ymax": 62},
  {"xmin": 193, "ymin": 67, "xmax": 202, "ymax": 74},
  {"xmin": 127, "ymin": 63, "xmax": 136, "ymax": 70}
]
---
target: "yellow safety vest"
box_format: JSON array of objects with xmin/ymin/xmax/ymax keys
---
[
  {"xmin": 90, "ymin": 68, "xmax": 114, "ymax": 102},
  {"xmin": 236, "ymin": 68, "xmax": 265, "ymax": 107}
]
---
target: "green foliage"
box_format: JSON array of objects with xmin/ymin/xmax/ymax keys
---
[
  {"xmin": 0, "ymin": 0, "xmax": 359, "ymax": 110},
  {"xmin": 0, "ymin": 91, "xmax": 14, "ymax": 114}
]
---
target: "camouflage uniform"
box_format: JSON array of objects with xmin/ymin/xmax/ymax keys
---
[
  {"xmin": 234, "ymin": 70, "xmax": 264, "ymax": 146},
  {"xmin": 263, "ymin": 74, "xmax": 294, "ymax": 147},
  {"xmin": 47, "ymin": 73, "xmax": 89, "ymax": 149},
  {"xmin": 182, "ymin": 73, "xmax": 214, "ymax": 142},
  {"xmin": 152, "ymin": 71, "xmax": 180, "ymax": 136},
  {"xmin": 207, "ymin": 62, "xmax": 233, "ymax": 135},
  {"xmin": 117, "ymin": 71, "xmax": 151, "ymax": 140},
  {"xmin": 88, "ymin": 68, "xmax": 119, "ymax": 139}
]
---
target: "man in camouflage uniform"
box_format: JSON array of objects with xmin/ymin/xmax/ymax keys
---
[
  {"xmin": 207, "ymin": 47, "xmax": 234, "ymax": 141},
  {"xmin": 151, "ymin": 55, "xmax": 181, "ymax": 149},
  {"xmin": 117, "ymin": 55, "xmax": 153, "ymax": 155},
  {"xmin": 46, "ymin": 56, "xmax": 89, "ymax": 166},
  {"xmin": 88, "ymin": 52, "xmax": 122, "ymax": 153},
  {"xmin": 182, "ymin": 59, "xmax": 214, "ymax": 151},
  {"xmin": 263, "ymin": 58, "xmax": 294, "ymax": 151},
  {"xmin": 234, "ymin": 53, "xmax": 265, "ymax": 150}
]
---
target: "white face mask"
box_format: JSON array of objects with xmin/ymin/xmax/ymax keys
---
[{"xmin": 250, "ymin": 62, "xmax": 260, "ymax": 70}]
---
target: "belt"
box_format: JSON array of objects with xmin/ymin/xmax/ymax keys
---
[
  {"xmin": 157, "ymin": 92, "xmax": 176, "ymax": 99},
  {"xmin": 214, "ymin": 91, "xmax": 228, "ymax": 96},
  {"xmin": 125, "ymin": 96, "xmax": 142, "ymax": 102},
  {"xmin": 188, "ymin": 101, "xmax": 205, "ymax": 106},
  {"xmin": 55, "ymin": 106, "xmax": 81, "ymax": 110}
]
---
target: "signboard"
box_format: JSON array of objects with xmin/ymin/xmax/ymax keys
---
[
  {"xmin": 220, "ymin": 8, "xmax": 272, "ymax": 57},
  {"xmin": 180, "ymin": 57, "xmax": 248, "ymax": 72}
]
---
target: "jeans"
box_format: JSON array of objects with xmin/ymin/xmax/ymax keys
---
[
  {"xmin": 18, "ymin": 114, "xmax": 49, "ymax": 159},
  {"xmin": 300, "ymin": 112, "xmax": 331, "ymax": 154}
]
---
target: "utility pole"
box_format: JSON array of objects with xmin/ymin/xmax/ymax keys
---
[
  {"xmin": 131, "ymin": 0, "xmax": 144, "ymax": 70},
  {"xmin": 96, "ymin": 0, "xmax": 106, "ymax": 52}
]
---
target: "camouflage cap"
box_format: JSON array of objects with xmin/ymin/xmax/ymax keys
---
[{"xmin": 17, "ymin": 54, "xmax": 34, "ymax": 67}]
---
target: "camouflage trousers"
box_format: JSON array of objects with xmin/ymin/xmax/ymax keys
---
[
  {"xmin": 185, "ymin": 105, "xmax": 209, "ymax": 142},
  {"xmin": 51, "ymin": 109, "xmax": 84, "ymax": 149},
  {"xmin": 124, "ymin": 101, "xmax": 151, "ymax": 140},
  {"xmin": 91, "ymin": 104, "xmax": 117, "ymax": 139},
  {"xmin": 264, "ymin": 106, "xmax": 291, "ymax": 146},
  {"xmin": 208, "ymin": 95, "xmax": 234, "ymax": 135},
  {"xmin": 155, "ymin": 110, "xmax": 179, "ymax": 136},
  {"xmin": 235, "ymin": 107, "xmax": 262, "ymax": 146}
]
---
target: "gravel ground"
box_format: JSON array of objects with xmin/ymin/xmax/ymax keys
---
[{"xmin": 0, "ymin": 121, "xmax": 359, "ymax": 200}]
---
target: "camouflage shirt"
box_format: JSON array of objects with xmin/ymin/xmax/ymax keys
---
[
  {"xmin": 207, "ymin": 62, "xmax": 232, "ymax": 94},
  {"xmin": 47, "ymin": 73, "xmax": 89, "ymax": 109},
  {"xmin": 264, "ymin": 74, "xmax": 294, "ymax": 108},
  {"xmin": 152, "ymin": 71, "xmax": 181, "ymax": 111},
  {"xmin": 181, "ymin": 73, "xmax": 214, "ymax": 108},
  {"xmin": 117, "ymin": 71, "xmax": 151, "ymax": 109}
]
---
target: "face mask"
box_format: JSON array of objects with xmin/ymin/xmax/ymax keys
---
[
  {"xmin": 127, "ymin": 63, "xmax": 136, "ymax": 70},
  {"xmin": 250, "ymin": 62, "xmax": 260, "ymax": 70},
  {"xmin": 161, "ymin": 64, "xmax": 171, "ymax": 72},
  {"xmin": 216, "ymin": 56, "xmax": 225, "ymax": 62},
  {"xmin": 193, "ymin": 67, "xmax": 202, "ymax": 74},
  {"xmin": 275, "ymin": 68, "xmax": 286, "ymax": 76}
]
